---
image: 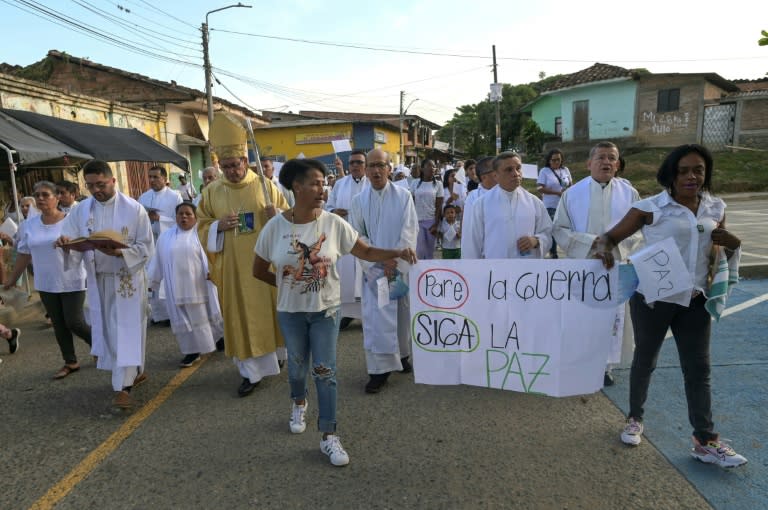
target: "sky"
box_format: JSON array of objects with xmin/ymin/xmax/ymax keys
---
[{"xmin": 1, "ymin": 0, "xmax": 767, "ymax": 127}]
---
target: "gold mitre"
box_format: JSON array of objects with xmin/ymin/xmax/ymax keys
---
[{"xmin": 210, "ymin": 111, "xmax": 247, "ymax": 160}]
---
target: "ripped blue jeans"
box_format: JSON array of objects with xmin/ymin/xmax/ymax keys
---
[{"xmin": 277, "ymin": 309, "xmax": 340, "ymax": 433}]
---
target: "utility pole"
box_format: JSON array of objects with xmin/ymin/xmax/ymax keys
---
[
  {"xmin": 202, "ymin": 21, "xmax": 213, "ymax": 166},
  {"xmin": 399, "ymin": 90, "xmax": 405, "ymax": 166},
  {"xmin": 492, "ymin": 45, "xmax": 501, "ymax": 155},
  {"xmin": 451, "ymin": 123, "xmax": 456, "ymax": 159},
  {"xmin": 202, "ymin": 3, "xmax": 252, "ymax": 166}
]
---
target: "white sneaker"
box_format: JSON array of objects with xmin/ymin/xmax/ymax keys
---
[
  {"xmin": 289, "ymin": 401, "xmax": 307, "ymax": 434},
  {"xmin": 691, "ymin": 437, "xmax": 748, "ymax": 468},
  {"xmin": 620, "ymin": 418, "xmax": 643, "ymax": 446},
  {"xmin": 320, "ymin": 435, "xmax": 350, "ymax": 466}
]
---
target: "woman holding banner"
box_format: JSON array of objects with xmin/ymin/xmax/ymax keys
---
[{"xmin": 596, "ymin": 144, "xmax": 746, "ymax": 468}]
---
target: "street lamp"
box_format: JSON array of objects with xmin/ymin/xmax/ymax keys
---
[
  {"xmin": 202, "ymin": 2, "xmax": 252, "ymax": 165},
  {"xmin": 399, "ymin": 91, "xmax": 419, "ymax": 166}
]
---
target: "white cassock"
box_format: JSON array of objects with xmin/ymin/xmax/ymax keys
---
[
  {"xmin": 147, "ymin": 225, "xmax": 223, "ymax": 355},
  {"xmin": 464, "ymin": 186, "xmax": 552, "ymax": 259},
  {"xmin": 553, "ymin": 176, "xmax": 642, "ymax": 366},
  {"xmin": 325, "ymin": 174, "xmax": 368, "ymax": 319},
  {"xmin": 61, "ymin": 193, "xmax": 154, "ymax": 391},
  {"xmin": 138, "ymin": 187, "xmax": 182, "ymax": 322},
  {"xmin": 350, "ymin": 181, "xmax": 418, "ymax": 374},
  {"xmin": 460, "ymin": 184, "xmax": 494, "ymax": 257}
]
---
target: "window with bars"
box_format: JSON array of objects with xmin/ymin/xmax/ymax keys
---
[{"xmin": 657, "ymin": 89, "xmax": 680, "ymax": 112}]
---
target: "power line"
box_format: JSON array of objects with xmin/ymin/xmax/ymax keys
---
[
  {"xmin": 211, "ymin": 27, "xmax": 767, "ymax": 65},
  {"xmin": 130, "ymin": 0, "xmax": 198, "ymax": 30},
  {"xmin": 72, "ymin": 0, "xmax": 202, "ymax": 56},
  {"xmin": 8, "ymin": 0, "xmax": 202, "ymax": 68},
  {"xmin": 104, "ymin": 0, "xmax": 201, "ymax": 41}
]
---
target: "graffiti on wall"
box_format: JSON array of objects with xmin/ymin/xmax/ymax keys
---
[{"xmin": 641, "ymin": 111, "xmax": 690, "ymax": 135}]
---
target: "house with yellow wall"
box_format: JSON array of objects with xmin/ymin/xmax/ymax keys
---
[{"xmin": 254, "ymin": 119, "xmax": 401, "ymax": 170}]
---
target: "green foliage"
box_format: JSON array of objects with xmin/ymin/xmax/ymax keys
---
[
  {"xmin": 436, "ymin": 83, "xmax": 538, "ymax": 158},
  {"xmin": 521, "ymin": 119, "xmax": 545, "ymax": 155},
  {"xmin": 759, "ymin": 29, "xmax": 768, "ymax": 46}
]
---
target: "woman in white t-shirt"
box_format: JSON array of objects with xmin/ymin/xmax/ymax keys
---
[
  {"xmin": 253, "ymin": 158, "xmax": 416, "ymax": 468},
  {"xmin": 536, "ymin": 149, "xmax": 572, "ymax": 259},
  {"xmin": 409, "ymin": 159, "xmax": 443, "ymax": 259},
  {"xmin": 442, "ymin": 168, "xmax": 466, "ymax": 212},
  {"xmin": 3, "ymin": 181, "xmax": 91, "ymax": 379},
  {"xmin": 596, "ymin": 144, "xmax": 747, "ymax": 468}
]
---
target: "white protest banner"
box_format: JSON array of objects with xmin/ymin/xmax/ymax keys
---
[
  {"xmin": 628, "ymin": 237, "xmax": 692, "ymax": 305},
  {"xmin": 409, "ymin": 259, "xmax": 618, "ymax": 397},
  {"xmin": 331, "ymin": 139, "xmax": 352, "ymax": 154},
  {"xmin": 522, "ymin": 163, "xmax": 538, "ymax": 180}
]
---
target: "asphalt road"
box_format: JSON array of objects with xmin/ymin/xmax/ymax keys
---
[{"xmin": 0, "ymin": 196, "xmax": 764, "ymax": 510}]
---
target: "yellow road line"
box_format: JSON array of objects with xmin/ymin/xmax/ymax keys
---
[{"xmin": 29, "ymin": 357, "xmax": 208, "ymax": 510}]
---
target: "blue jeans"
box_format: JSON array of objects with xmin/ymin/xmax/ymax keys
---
[{"xmin": 277, "ymin": 309, "xmax": 340, "ymax": 433}]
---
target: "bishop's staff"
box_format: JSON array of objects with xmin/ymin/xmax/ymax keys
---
[{"xmin": 243, "ymin": 118, "xmax": 272, "ymax": 207}]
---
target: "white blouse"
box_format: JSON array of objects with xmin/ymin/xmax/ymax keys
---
[{"xmin": 633, "ymin": 190, "xmax": 726, "ymax": 296}]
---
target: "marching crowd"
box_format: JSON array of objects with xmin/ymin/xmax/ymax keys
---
[{"xmin": 0, "ymin": 138, "xmax": 747, "ymax": 469}]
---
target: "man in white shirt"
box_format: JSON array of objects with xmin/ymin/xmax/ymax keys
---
[
  {"xmin": 349, "ymin": 149, "xmax": 418, "ymax": 393},
  {"xmin": 325, "ymin": 150, "xmax": 369, "ymax": 328},
  {"xmin": 56, "ymin": 160, "xmax": 154, "ymax": 410},
  {"xmin": 176, "ymin": 173, "xmax": 196, "ymax": 201},
  {"xmin": 461, "ymin": 157, "xmax": 496, "ymax": 258},
  {"xmin": 259, "ymin": 157, "xmax": 294, "ymax": 208},
  {"xmin": 194, "ymin": 167, "xmax": 220, "ymax": 207},
  {"xmin": 465, "ymin": 153, "xmax": 552, "ymax": 259},
  {"xmin": 138, "ymin": 166, "xmax": 182, "ymax": 324},
  {"xmin": 56, "ymin": 181, "xmax": 80, "ymax": 214},
  {"xmin": 553, "ymin": 141, "xmax": 641, "ymax": 386}
]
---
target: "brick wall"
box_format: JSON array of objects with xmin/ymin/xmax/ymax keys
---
[{"xmin": 635, "ymin": 75, "xmax": 707, "ymax": 147}]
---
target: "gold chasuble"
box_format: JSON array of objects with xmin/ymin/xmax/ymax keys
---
[{"xmin": 197, "ymin": 170, "xmax": 289, "ymax": 359}]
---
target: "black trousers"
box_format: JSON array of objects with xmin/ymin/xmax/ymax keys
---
[
  {"xmin": 628, "ymin": 292, "xmax": 716, "ymax": 443},
  {"xmin": 546, "ymin": 208, "xmax": 558, "ymax": 258},
  {"xmin": 39, "ymin": 290, "xmax": 92, "ymax": 364}
]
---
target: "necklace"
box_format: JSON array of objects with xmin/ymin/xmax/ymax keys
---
[{"xmin": 290, "ymin": 208, "xmax": 320, "ymax": 240}]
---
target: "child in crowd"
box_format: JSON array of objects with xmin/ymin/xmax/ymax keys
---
[{"xmin": 438, "ymin": 205, "xmax": 461, "ymax": 259}]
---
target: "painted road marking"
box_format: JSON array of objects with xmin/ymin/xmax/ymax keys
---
[
  {"xmin": 664, "ymin": 292, "xmax": 768, "ymax": 340},
  {"xmin": 741, "ymin": 251, "xmax": 768, "ymax": 260},
  {"xmin": 29, "ymin": 357, "xmax": 208, "ymax": 510}
]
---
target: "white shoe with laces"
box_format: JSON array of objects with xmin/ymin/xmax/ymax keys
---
[
  {"xmin": 690, "ymin": 436, "xmax": 748, "ymax": 468},
  {"xmin": 320, "ymin": 435, "xmax": 350, "ymax": 466},
  {"xmin": 289, "ymin": 401, "xmax": 307, "ymax": 434},
  {"xmin": 620, "ymin": 417, "xmax": 643, "ymax": 446}
]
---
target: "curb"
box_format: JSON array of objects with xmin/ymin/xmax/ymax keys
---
[{"xmin": 740, "ymin": 264, "xmax": 768, "ymax": 279}]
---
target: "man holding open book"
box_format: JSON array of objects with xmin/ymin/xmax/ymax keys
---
[{"xmin": 56, "ymin": 159, "xmax": 154, "ymax": 410}]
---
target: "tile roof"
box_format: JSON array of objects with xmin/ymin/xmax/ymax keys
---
[{"xmin": 540, "ymin": 63, "xmax": 635, "ymax": 92}]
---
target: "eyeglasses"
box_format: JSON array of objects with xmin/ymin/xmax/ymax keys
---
[
  {"xmin": 349, "ymin": 160, "xmax": 365, "ymax": 166},
  {"xmin": 85, "ymin": 181, "xmax": 112, "ymax": 190},
  {"xmin": 220, "ymin": 162, "xmax": 242, "ymax": 170},
  {"xmin": 367, "ymin": 162, "xmax": 389, "ymax": 169},
  {"xmin": 33, "ymin": 192, "xmax": 54, "ymax": 198}
]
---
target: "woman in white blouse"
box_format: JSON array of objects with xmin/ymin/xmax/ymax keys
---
[
  {"xmin": 4, "ymin": 181, "xmax": 91, "ymax": 379},
  {"xmin": 597, "ymin": 144, "xmax": 747, "ymax": 468}
]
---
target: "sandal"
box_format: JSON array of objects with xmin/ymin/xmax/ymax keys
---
[{"xmin": 53, "ymin": 364, "xmax": 80, "ymax": 379}]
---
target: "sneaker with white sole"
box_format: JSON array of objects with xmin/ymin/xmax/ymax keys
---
[
  {"xmin": 289, "ymin": 401, "xmax": 307, "ymax": 434},
  {"xmin": 690, "ymin": 437, "xmax": 748, "ymax": 468},
  {"xmin": 7, "ymin": 328, "xmax": 20, "ymax": 354},
  {"xmin": 320, "ymin": 435, "xmax": 350, "ymax": 466},
  {"xmin": 620, "ymin": 417, "xmax": 643, "ymax": 446}
]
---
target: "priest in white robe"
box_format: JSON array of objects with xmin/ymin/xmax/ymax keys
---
[
  {"xmin": 148, "ymin": 202, "xmax": 222, "ymax": 367},
  {"xmin": 57, "ymin": 160, "xmax": 154, "ymax": 410},
  {"xmin": 460, "ymin": 156, "xmax": 496, "ymax": 258},
  {"xmin": 553, "ymin": 142, "xmax": 642, "ymax": 383},
  {"xmin": 349, "ymin": 149, "xmax": 418, "ymax": 394},
  {"xmin": 464, "ymin": 152, "xmax": 552, "ymax": 259},
  {"xmin": 138, "ymin": 166, "xmax": 182, "ymax": 323},
  {"xmin": 325, "ymin": 150, "xmax": 369, "ymax": 324}
]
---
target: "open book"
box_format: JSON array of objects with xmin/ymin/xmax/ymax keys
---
[{"xmin": 61, "ymin": 230, "xmax": 128, "ymax": 252}]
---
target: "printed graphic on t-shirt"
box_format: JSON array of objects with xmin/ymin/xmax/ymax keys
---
[{"xmin": 283, "ymin": 232, "xmax": 330, "ymax": 294}]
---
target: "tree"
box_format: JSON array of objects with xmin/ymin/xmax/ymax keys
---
[
  {"xmin": 436, "ymin": 83, "xmax": 538, "ymax": 158},
  {"xmin": 760, "ymin": 29, "xmax": 768, "ymax": 46}
]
